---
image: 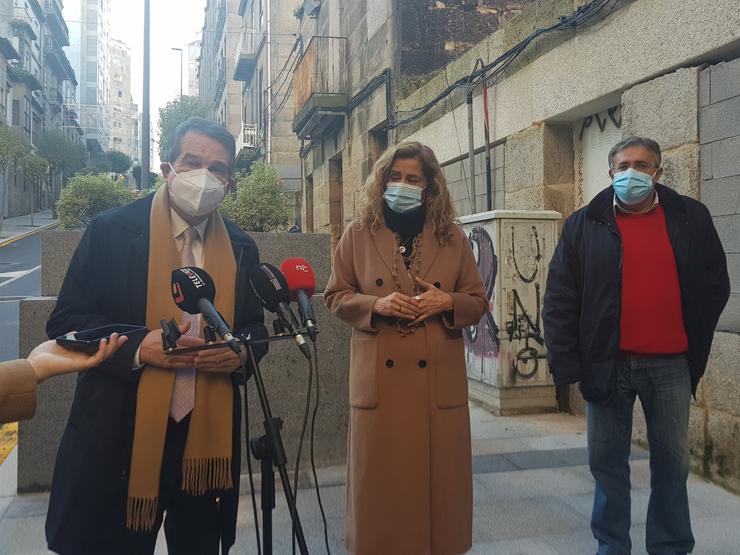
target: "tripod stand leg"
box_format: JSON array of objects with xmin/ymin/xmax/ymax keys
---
[{"xmin": 260, "ymin": 450, "xmax": 275, "ymax": 555}]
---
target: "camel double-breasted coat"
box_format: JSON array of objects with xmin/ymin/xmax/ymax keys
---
[{"xmin": 325, "ymin": 220, "xmax": 487, "ymax": 555}]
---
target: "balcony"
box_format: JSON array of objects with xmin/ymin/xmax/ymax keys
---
[
  {"xmin": 44, "ymin": 0, "xmax": 70, "ymax": 47},
  {"xmin": 0, "ymin": 36, "xmax": 20, "ymax": 60},
  {"xmin": 292, "ymin": 36, "xmax": 349, "ymax": 139},
  {"xmin": 236, "ymin": 123, "xmax": 259, "ymax": 151},
  {"xmin": 9, "ymin": 6, "xmax": 38, "ymax": 40},
  {"xmin": 46, "ymin": 85, "xmax": 63, "ymax": 111},
  {"xmin": 233, "ymin": 29, "xmax": 264, "ymax": 82},
  {"xmin": 8, "ymin": 64, "xmax": 43, "ymax": 91},
  {"xmin": 43, "ymin": 33, "xmax": 76, "ymax": 83}
]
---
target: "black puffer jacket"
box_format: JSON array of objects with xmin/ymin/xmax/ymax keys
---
[{"xmin": 543, "ymin": 184, "xmax": 730, "ymax": 402}]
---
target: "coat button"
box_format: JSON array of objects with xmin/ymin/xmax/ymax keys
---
[
  {"xmin": 434, "ymin": 281, "xmax": 441, "ymax": 288},
  {"xmin": 418, "ymin": 360, "xmax": 427, "ymax": 368},
  {"xmin": 376, "ymin": 278, "xmax": 383, "ymax": 286},
  {"xmin": 385, "ymin": 359, "xmax": 394, "ymax": 368}
]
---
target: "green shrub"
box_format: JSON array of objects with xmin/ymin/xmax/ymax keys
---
[
  {"xmin": 219, "ymin": 162, "xmax": 292, "ymax": 232},
  {"xmin": 56, "ymin": 173, "xmax": 135, "ymax": 229}
]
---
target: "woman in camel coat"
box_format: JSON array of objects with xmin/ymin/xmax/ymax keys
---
[{"xmin": 325, "ymin": 142, "xmax": 487, "ymax": 555}]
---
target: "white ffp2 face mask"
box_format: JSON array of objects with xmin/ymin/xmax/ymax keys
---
[{"xmin": 167, "ymin": 165, "xmax": 227, "ymax": 218}]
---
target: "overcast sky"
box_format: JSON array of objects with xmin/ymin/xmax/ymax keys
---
[{"xmin": 110, "ymin": 0, "xmax": 206, "ymax": 166}]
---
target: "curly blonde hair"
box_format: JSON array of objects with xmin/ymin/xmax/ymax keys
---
[{"xmin": 356, "ymin": 141, "xmax": 456, "ymax": 245}]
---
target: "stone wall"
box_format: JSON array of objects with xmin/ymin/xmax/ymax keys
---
[
  {"xmin": 17, "ymin": 230, "xmax": 351, "ymax": 492},
  {"xmin": 700, "ymin": 57, "xmax": 740, "ymax": 333},
  {"xmin": 626, "ymin": 58, "xmax": 740, "ymax": 494}
]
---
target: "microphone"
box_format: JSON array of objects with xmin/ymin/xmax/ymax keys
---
[
  {"xmin": 280, "ymin": 258, "xmax": 318, "ymax": 342},
  {"xmin": 248, "ymin": 263, "xmax": 311, "ymax": 359},
  {"xmin": 171, "ymin": 267, "xmax": 241, "ymax": 354}
]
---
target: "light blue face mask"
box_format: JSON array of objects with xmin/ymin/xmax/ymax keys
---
[
  {"xmin": 383, "ymin": 182, "xmax": 424, "ymax": 213},
  {"xmin": 612, "ymin": 168, "xmax": 655, "ymax": 205}
]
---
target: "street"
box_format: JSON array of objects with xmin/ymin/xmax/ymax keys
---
[{"xmin": 0, "ymin": 235, "xmax": 42, "ymax": 362}]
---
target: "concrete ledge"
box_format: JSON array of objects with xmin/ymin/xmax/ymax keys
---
[
  {"xmin": 41, "ymin": 230, "xmax": 333, "ymax": 297},
  {"xmin": 469, "ymin": 380, "xmax": 557, "ymax": 417}
]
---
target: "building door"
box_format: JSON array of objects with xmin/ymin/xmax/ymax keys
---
[
  {"xmin": 305, "ymin": 174, "xmax": 314, "ymax": 232},
  {"xmin": 329, "ymin": 157, "xmax": 343, "ymax": 252},
  {"xmin": 576, "ymin": 106, "xmax": 622, "ymax": 206}
]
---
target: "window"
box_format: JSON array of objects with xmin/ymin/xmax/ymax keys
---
[
  {"xmin": 0, "ymin": 67, "xmax": 6, "ymax": 124},
  {"xmin": 12, "ymin": 99, "xmax": 20, "ymax": 126}
]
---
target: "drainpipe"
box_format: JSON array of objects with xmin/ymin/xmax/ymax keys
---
[{"xmin": 265, "ymin": 0, "xmax": 271, "ymax": 165}]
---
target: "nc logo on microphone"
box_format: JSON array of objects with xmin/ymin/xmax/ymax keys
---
[
  {"xmin": 173, "ymin": 283, "xmax": 185, "ymax": 303},
  {"xmin": 296, "ymin": 264, "xmax": 309, "ymax": 273}
]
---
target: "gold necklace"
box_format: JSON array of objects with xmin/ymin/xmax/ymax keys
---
[{"xmin": 391, "ymin": 232, "xmax": 424, "ymax": 336}]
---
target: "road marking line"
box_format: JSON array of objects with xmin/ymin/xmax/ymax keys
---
[
  {"xmin": 0, "ymin": 422, "xmax": 18, "ymax": 466},
  {"xmin": 0, "ymin": 265, "xmax": 41, "ymax": 289},
  {"xmin": 0, "ymin": 221, "xmax": 59, "ymax": 248},
  {"xmin": 0, "ymin": 270, "xmax": 28, "ymax": 278}
]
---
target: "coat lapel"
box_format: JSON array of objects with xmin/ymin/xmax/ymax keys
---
[
  {"xmin": 418, "ymin": 222, "xmax": 440, "ymax": 281},
  {"xmin": 370, "ymin": 224, "xmax": 398, "ymax": 276}
]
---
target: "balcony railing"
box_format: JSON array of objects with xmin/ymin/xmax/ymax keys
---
[
  {"xmin": 292, "ymin": 36, "xmax": 349, "ymax": 139},
  {"xmin": 44, "ymin": 0, "xmax": 70, "ymax": 47},
  {"xmin": 235, "ymin": 123, "xmax": 259, "ymax": 154},
  {"xmin": 10, "ymin": 6, "xmax": 39, "ymax": 40},
  {"xmin": 233, "ymin": 29, "xmax": 264, "ymax": 81}
]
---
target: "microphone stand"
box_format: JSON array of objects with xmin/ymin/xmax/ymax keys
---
[
  {"xmin": 243, "ymin": 334, "xmax": 309, "ymax": 555},
  {"xmin": 162, "ymin": 322, "xmax": 310, "ymax": 555}
]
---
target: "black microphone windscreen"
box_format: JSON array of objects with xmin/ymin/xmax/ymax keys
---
[
  {"xmin": 248, "ymin": 263, "xmax": 291, "ymax": 312},
  {"xmin": 171, "ymin": 267, "xmax": 216, "ymax": 314}
]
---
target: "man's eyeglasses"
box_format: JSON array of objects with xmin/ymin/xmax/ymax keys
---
[{"xmin": 611, "ymin": 161, "xmax": 659, "ymax": 173}]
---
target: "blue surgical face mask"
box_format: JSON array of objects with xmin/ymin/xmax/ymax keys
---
[
  {"xmin": 383, "ymin": 182, "xmax": 424, "ymax": 213},
  {"xmin": 612, "ymin": 168, "xmax": 655, "ymax": 205}
]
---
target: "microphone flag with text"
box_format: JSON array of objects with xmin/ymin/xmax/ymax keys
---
[
  {"xmin": 248, "ymin": 263, "xmax": 311, "ymax": 359},
  {"xmin": 280, "ymin": 258, "xmax": 318, "ymax": 341},
  {"xmin": 171, "ymin": 266, "xmax": 241, "ymax": 354}
]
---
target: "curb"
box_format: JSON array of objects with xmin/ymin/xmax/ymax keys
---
[{"xmin": 0, "ymin": 221, "xmax": 59, "ymax": 249}]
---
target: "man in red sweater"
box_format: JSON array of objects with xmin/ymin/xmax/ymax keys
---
[{"xmin": 544, "ymin": 137, "xmax": 730, "ymax": 555}]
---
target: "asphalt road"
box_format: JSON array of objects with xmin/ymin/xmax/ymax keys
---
[{"xmin": 0, "ymin": 234, "xmax": 41, "ymax": 361}]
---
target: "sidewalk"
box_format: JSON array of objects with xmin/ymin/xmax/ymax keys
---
[
  {"xmin": 0, "ymin": 210, "xmax": 58, "ymax": 247},
  {"xmin": 2, "ymin": 404, "xmax": 740, "ymax": 554}
]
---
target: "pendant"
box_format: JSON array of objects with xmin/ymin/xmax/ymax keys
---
[{"xmin": 399, "ymin": 245, "xmax": 406, "ymax": 254}]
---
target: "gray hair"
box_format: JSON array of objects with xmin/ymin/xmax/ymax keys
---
[
  {"xmin": 607, "ymin": 136, "xmax": 662, "ymax": 168},
  {"xmin": 166, "ymin": 117, "xmax": 236, "ymax": 174}
]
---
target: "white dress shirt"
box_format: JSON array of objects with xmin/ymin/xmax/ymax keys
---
[{"xmin": 133, "ymin": 209, "xmax": 208, "ymax": 368}]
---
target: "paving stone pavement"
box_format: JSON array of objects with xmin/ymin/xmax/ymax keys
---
[{"xmin": 2, "ymin": 403, "xmax": 740, "ymax": 554}]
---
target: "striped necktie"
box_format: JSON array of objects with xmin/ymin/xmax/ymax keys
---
[{"xmin": 169, "ymin": 226, "xmax": 198, "ymax": 422}]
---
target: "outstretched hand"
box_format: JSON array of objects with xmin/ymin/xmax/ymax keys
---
[{"xmin": 27, "ymin": 333, "xmax": 129, "ymax": 383}]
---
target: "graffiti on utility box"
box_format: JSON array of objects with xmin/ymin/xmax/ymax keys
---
[{"xmin": 461, "ymin": 213, "xmax": 557, "ymax": 390}]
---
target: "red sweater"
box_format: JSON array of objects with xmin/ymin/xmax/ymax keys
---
[{"xmin": 615, "ymin": 205, "xmax": 688, "ymax": 355}]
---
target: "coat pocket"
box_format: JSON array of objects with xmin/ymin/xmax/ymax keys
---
[
  {"xmin": 434, "ymin": 339, "xmax": 469, "ymax": 409},
  {"xmin": 349, "ymin": 337, "xmax": 379, "ymax": 409}
]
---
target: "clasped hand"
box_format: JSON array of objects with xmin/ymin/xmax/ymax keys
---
[
  {"xmin": 139, "ymin": 320, "xmax": 242, "ymax": 374},
  {"xmin": 372, "ymin": 277, "xmax": 453, "ymax": 325}
]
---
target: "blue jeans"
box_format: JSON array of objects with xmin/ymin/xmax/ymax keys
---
[{"xmin": 587, "ymin": 354, "xmax": 694, "ymax": 555}]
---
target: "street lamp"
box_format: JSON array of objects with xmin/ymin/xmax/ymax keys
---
[{"xmin": 171, "ymin": 47, "xmax": 183, "ymax": 98}]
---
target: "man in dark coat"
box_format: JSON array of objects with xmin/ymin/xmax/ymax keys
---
[
  {"xmin": 543, "ymin": 136, "xmax": 730, "ymax": 555},
  {"xmin": 45, "ymin": 118, "xmax": 267, "ymax": 554}
]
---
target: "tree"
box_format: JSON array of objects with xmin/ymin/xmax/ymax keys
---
[
  {"xmin": 55, "ymin": 173, "xmax": 134, "ymax": 229},
  {"xmin": 157, "ymin": 96, "xmax": 208, "ymax": 161},
  {"xmin": 82, "ymin": 153, "xmax": 113, "ymax": 175},
  {"xmin": 107, "ymin": 150, "xmax": 133, "ymax": 176},
  {"xmin": 0, "ymin": 126, "xmax": 32, "ymax": 233},
  {"xmin": 219, "ymin": 162, "xmax": 293, "ymax": 232},
  {"xmin": 36, "ymin": 129, "xmax": 86, "ymax": 213},
  {"xmin": 19, "ymin": 153, "xmax": 49, "ymax": 221}
]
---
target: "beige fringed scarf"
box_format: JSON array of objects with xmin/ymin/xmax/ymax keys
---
[{"xmin": 126, "ymin": 186, "xmax": 237, "ymax": 531}]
